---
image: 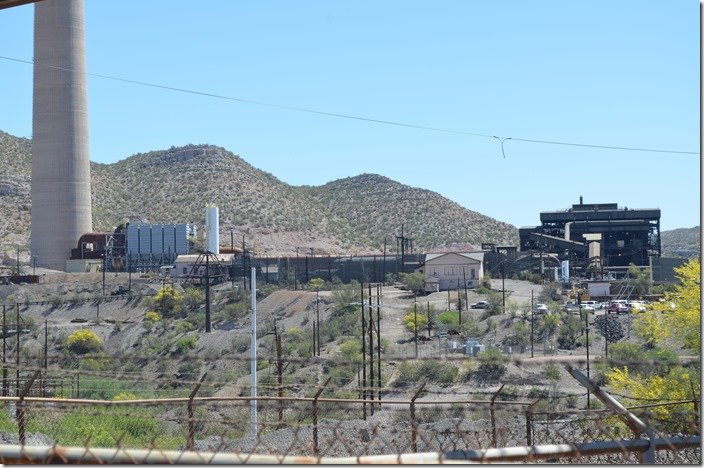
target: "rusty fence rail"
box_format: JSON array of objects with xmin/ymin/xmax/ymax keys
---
[{"xmin": 0, "ymin": 390, "xmax": 699, "ymax": 464}]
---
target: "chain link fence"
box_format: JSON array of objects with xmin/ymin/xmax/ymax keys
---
[{"xmin": 0, "ymin": 371, "xmax": 698, "ymax": 464}]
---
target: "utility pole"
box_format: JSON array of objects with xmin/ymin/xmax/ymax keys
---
[
  {"xmin": 367, "ymin": 283, "xmax": 375, "ymax": 415},
  {"xmin": 427, "ymin": 302, "xmax": 432, "ymax": 338},
  {"xmin": 242, "ymin": 235, "xmax": 247, "ymax": 292},
  {"xmin": 457, "ymin": 281, "xmax": 462, "ymax": 326},
  {"xmin": 205, "ymin": 254, "xmax": 211, "ymax": 333},
  {"xmin": 501, "ymin": 261, "xmax": 505, "ymax": 314},
  {"xmin": 463, "ymin": 269, "xmax": 468, "ymax": 311},
  {"xmin": 360, "ymin": 283, "xmax": 367, "ymax": 420},
  {"xmin": 3, "ymin": 305, "xmax": 6, "ymax": 397},
  {"xmin": 530, "ymin": 290, "xmax": 534, "ymax": 358},
  {"xmin": 273, "ymin": 328, "xmax": 286, "ymax": 430},
  {"xmin": 414, "ymin": 295, "xmax": 418, "ymax": 358},
  {"xmin": 316, "ymin": 287, "xmax": 320, "ymax": 356},
  {"xmin": 250, "ymin": 266, "xmax": 257, "ymax": 438},
  {"xmin": 102, "ymin": 253, "xmax": 106, "ymax": 297},
  {"xmin": 382, "ymin": 238, "xmax": 387, "ymax": 283},
  {"xmin": 376, "ymin": 283, "xmax": 382, "ymax": 405},
  {"xmin": 395, "ymin": 225, "xmax": 414, "ymax": 276},
  {"xmin": 44, "ymin": 320, "xmax": 48, "ymax": 369}
]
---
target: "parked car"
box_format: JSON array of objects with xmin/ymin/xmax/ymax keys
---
[
  {"xmin": 629, "ymin": 301, "xmax": 647, "ymax": 313},
  {"xmin": 579, "ymin": 304, "xmax": 596, "ymax": 313},
  {"xmin": 535, "ymin": 303, "xmax": 548, "ymax": 313},
  {"xmin": 608, "ymin": 302, "xmax": 631, "ymax": 314},
  {"xmin": 470, "ymin": 301, "xmax": 489, "ymax": 309}
]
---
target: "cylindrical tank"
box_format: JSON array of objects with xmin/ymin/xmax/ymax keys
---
[{"xmin": 206, "ymin": 205, "xmax": 219, "ymax": 254}]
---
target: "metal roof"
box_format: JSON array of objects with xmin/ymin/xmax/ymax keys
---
[
  {"xmin": 0, "ymin": 0, "xmax": 41, "ymax": 10},
  {"xmin": 424, "ymin": 252, "xmax": 484, "ymax": 262}
]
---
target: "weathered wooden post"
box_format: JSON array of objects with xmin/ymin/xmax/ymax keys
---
[
  {"xmin": 410, "ymin": 383, "xmax": 425, "ymax": 453},
  {"xmin": 313, "ymin": 377, "xmax": 331, "ymax": 457},
  {"xmin": 491, "ymin": 384, "xmax": 505, "ymax": 447},
  {"xmin": 187, "ymin": 374, "xmax": 207, "ymax": 451}
]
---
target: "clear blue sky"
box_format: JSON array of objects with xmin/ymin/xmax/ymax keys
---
[{"xmin": 0, "ymin": 1, "xmax": 700, "ymax": 232}]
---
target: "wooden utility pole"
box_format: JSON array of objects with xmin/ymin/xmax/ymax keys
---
[
  {"xmin": 2, "ymin": 305, "xmax": 6, "ymax": 397},
  {"xmin": 376, "ymin": 283, "xmax": 382, "ymax": 405},
  {"xmin": 272, "ymin": 331, "xmax": 286, "ymax": 429},
  {"xmin": 367, "ymin": 283, "xmax": 374, "ymax": 415},
  {"xmin": 360, "ymin": 283, "xmax": 366, "ymax": 420}
]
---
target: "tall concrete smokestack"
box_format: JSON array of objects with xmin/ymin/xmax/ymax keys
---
[{"xmin": 31, "ymin": 0, "xmax": 92, "ymax": 271}]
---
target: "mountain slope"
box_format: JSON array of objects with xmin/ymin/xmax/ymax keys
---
[
  {"xmin": 660, "ymin": 226, "xmax": 701, "ymax": 258},
  {"xmin": 0, "ymin": 132, "xmax": 520, "ymax": 258},
  {"xmin": 303, "ymin": 173, "xmax": 518, "ymax": 250}
]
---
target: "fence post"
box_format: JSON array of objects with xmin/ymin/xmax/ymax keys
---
[
  {"xmin": 187, "ymin": 373, "xmax": 208, "ymax": 451},
  {"xmin": 691, "ymin": 381, "xmax": 700, "ymax": 433},
  {"xmin": 490, "ymin": 384, "xmax": 504, "ymax": 447},
  {"xmin": 410, "ymin": 383, "xmax": 425, "ymax": 453},
  {"xmin": 17, "ymin": 369, "xmax": 40, "ymax": 446},
  {"xmin": 525, "ymin": 399, "xmax": 542, "ymax": 447},
  {"xmin": 313, "ymin": 377, "xmax": 331, "ymax": 457}
]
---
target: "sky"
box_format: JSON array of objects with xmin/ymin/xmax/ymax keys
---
[{"xmin": 0, "ymin": 0, "xmax": 700, "ymax": 232}]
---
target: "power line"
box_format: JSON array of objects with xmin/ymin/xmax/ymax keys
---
[{"xmin": 0, "ymin": 54, "xmax": 699, "ymax": 156}]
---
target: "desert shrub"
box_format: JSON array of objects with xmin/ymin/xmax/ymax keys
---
[
  {"xmin": 175, "ymin": 335, "xmax": 199, "ymax": 354},
  {"xmin": 175, "ymin": 319, "xmax": 197, "ymax": 334},
  {"xmin": 475, "ymin": 348, "xmax": 508, "ymax": 383},
  {"xmin": 324, "ymin": 364, "xmax": 357, "ymax": 386},
  {"xmin": 557, "ymin": 315, "xmax": 582, "ymax": 349},
  {"xmin": 153, "ymin": 286, "xmax": 183, "ymax": 318},
  {"xmin": 283, "ymin": 327, "xmax": 313, "ymax": 357},
  {"xmin": 176, "ymin": 361, "xmax": 202, "ymax": 381},
  {"xmin": 458, "ymin": 359, "xmax": 476, "ymax": 382},
  {"xmin": 217, "ymin": 302, "xmax": 248, "ymax": 321},
  {"xmin": 528, "ymin": 387, "xmax": 548, "ymax": 399},
  {"xmin": 403, "ymin": 309, "xmax": 429, "ymax": 333},
  {"xmin": 181, "ymin": 287, "xmax": 202, "ymax": 312},
  {"xmin": 394, "ymin": 359, "xmax": 458, "ymax": 387},
  {"xmin": 145, "ymin": 311, "xmax": 160, "ymax": 322},
  {"xmin": 67, "ymin": 329, "xmax": 102, "ymax": 354}
]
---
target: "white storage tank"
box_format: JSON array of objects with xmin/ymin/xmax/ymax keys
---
[{"xmin": 206, "ymin": 204, "xmax": 220, "ymax": 254}]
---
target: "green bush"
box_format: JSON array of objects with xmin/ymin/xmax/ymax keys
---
[
  {"xmin": 394, "ymin": 359, "xmax": 458, "ymax": 387},
  {"xmin": 475, "ymin": 348, "xmax": 508, "ymax": 383},
  {"xmin": 67, "ymin": 329, "xmax": 102, "ymax": 354},
  {"xmin": 175, "ymin": 335, "xmax": 199, "ymax": 354}
]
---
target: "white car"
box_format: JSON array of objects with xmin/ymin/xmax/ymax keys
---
[
  {"xmin": 535, "ymin": 303, "xmax": 548, "ymax": 313},
  {"xmin": 629, "ymin": 301, "xmax": 647, "ymax": 313},
  {"xmin": 579, "ymin": 304, "xmax": 596, "ymax": 314}
]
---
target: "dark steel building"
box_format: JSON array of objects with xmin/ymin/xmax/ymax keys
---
[{"xmin": 519, "ymin": 198, "xmax": 661, "ymax": 274}]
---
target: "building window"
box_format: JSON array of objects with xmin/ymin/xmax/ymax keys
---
[
  {"xmin": 430, "ymin": 267, "xmax": 439, "ymax": 276},
  {"xmin": 471, "ymin": 269, "xmax": 476, "ymax": 279},
  {"xmin": 444, "ymin": 266, "xmax": 457, "ymax": 275}
]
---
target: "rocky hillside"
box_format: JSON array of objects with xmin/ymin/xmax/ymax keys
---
[
  {"xmin": 1, "ymin": 130, "xmax": 697, "ymax": 265},
  {"xmin": 0, "ymin": 131, "xmax": 518, "ymax": 262},
  {"xmin": 660, "ymin": 226, "xmax": 700, "ymax": 258}
]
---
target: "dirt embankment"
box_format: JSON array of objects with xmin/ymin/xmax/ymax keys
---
[{"xmin": 6, "ymin": 272, "xmax": 602, "ymax": 399}]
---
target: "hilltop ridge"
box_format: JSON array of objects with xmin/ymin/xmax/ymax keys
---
[{"xmin": 0, "ymin": 131, "xmax": 518, "ymax": 261}]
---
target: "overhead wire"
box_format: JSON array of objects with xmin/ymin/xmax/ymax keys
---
[{"xmin": 0, "ymin": 54, "xmax": 699, "ymax": 157}]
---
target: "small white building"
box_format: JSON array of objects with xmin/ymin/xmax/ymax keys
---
[
  {"xmin": 416, "ymin": 252, "xmax": 484, "ymax": 292},
  {"xmin": 171, "ymin": 253, "xmax": 236, "ymax": 278}
]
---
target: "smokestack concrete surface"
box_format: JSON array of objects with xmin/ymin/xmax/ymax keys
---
[{"xmin": 30, "ymin": 0, "xmax": 92, "ymax": 270}]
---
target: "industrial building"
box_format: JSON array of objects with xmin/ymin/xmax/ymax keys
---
[{"xmin": 517, "ymin": 197, "xmax": 661, "ymax": 279}]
